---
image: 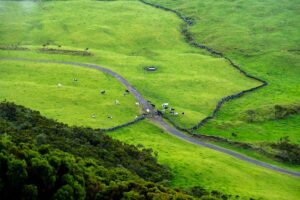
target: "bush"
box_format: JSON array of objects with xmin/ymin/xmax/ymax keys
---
[{"xmin": 271, "ymin": 137, "xmax": 300, "ymax": 164}]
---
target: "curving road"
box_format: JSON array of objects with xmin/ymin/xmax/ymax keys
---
[{"xmin": 1, "ymin": 57, "xmax": 300, "ymax": 177}]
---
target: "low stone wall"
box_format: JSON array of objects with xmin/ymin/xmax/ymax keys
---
[
  {"xmin": 97, "ymin": 114, "xmax": 146, "ymax": 132},
  {"xmin": 37, "ymin": 48, "xmax": 92, "ymax": 56},
  {"xmin": 139, "ymin": 0, "xmax": 194, "ymax": 25},
  {"xmin": 139, "ymin": 0, "xmax": 268, "ymax": 132},
  {"xmin": 162, "ymin": 114, "xmax": 190, "ymax": 132},
  {"xmin": 0, "ymin": 46, "xmax": 29, "ymax": 51},
  {"xmin": 0, "ymin": 45, "xmax": 92, "ymax": 56}
]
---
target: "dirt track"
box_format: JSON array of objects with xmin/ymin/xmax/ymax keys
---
[{"xmin": 1, "ymin": 57, "xmax": 299, "ymax": 177}]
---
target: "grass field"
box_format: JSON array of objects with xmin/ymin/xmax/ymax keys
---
[
  {"xmin": 0, "ymin": 0, "xmax": 259, "ymax": 128},
  {"xmin": 0, "ymin": 60, "xmax": 140, "ymax": 128},
  {"xmin": 0, "ymin": 1, "xmax": 299, "ymax": 199},
  {"xmin": 109, "ymin": 120, "xmax": 300, "ymax": 200},
  {"xmin": 144, "ymin": 0, "xmax": 300, "ymax": 143}
]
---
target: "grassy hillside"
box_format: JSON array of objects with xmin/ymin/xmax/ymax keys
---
[
  {"xmin": 109, "ymin": 120, "xmax": 300, "ymax": 200},
  {"xmin": 0, "ymin": 102, "xmax": 200, "ymax": 199},
  {"xmin": 0, "ymin": 60, "xmax": 140, "ymax": 128},
  {"xmin": 0, "ymin": 0, "xmax": 258, "ymax": 128},
  {"xmin": 0, "ymin": 1, "xmax": 299, "ymax": 199},
  {"xmin": 143, "ymin": 0, "xmax": 300, "ymax": 143}
]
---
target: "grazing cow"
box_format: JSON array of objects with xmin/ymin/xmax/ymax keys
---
[
  {"xmin": 169, "ymin": 108, "xmax": 175, "ymax": 114},
  {"xmin": 151, "ymin": 104, "xmax": 156, "ymax": 108},
  {"xmin": 115, "ymin": 100, "xmax": 120, "ymax": 105},
  {"xmin": 108, "ymin": 115, "xmax": 112, "ymax": 119},
  {"xmin": 182, "ymin": 112, "xmax": 185, "ymax": 115},
  {"xmin": 57, "ymin": 83, "xmax": 62, "ymax": 87},
  {"xmin": 157, "ymin": 110, "xmax": 163, "ymax": 116},
  {"xmin": 100, "ymin": 90, "xmax": 106, "ymax": 95},
  {"xmin": 91, "ymin": 114, "xmax": 96, "ymax": 118},
  {"xmin": 174, "ymin": 112, "xmax": 178, "ymax": 116},
  {"xmin": 135, "ymin": 102, "xmax": 140, "ymax": 106},
  {"xmin": 124, "ymin": 89, "xmax": 130, "ymax": 96},
  {"xmin": 162, "ymin": 103, "xmax": 169, "ymax": 109}
]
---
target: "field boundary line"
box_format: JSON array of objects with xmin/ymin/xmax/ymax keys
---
[
  {"xmin": 0, "ymin": 57, "xmax": 150, "ymax": 132},
  {"xmin": 138, "ymin": 0, "xmax": 268, "ymax": 132},
  {"xmin": 1, "ymin": 57, "xmax": 299, "ymax": 177}
]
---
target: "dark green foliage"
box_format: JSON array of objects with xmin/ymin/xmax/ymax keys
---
[
  {"xmin": 271, "ymin": 137, "xmax": 300, "ymax": 164},
  {"xmin": 0, "ymin": 135, "xmax": 195, "ymax": 199},
  {"xmin": 22, "ymin": 184, "xmax": 38, "ymax": 200},
  {"xmin": 0, "ymin": 102, "xmax": 170, "ymax": 183},
  {"xmin": 243, "ymin": 103, "xmax": 300, "ymax": 123},
  {"xmin": 188, "ymin": 186, "xmax": 209, "ymax": 198},
  {"xmin": 7, "ymin": 158, "xmax": 28, "ymax": 188},
  {"xmin": 0, "ymin": 102, "xmax": 239, "ymax": 199},
  {"xmin": 0, "ymin": 102, "xmax": 17, "ymax": 121},
  {"xmin": 274, "ymin": 104, "xmax": 300, "ymax": 119}
]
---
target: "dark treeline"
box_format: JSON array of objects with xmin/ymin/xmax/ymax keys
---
[
  {"xmin": 0, "ymin": 102, "xmax": 249, "ymax": 200},
  {"xmin": 0, "ymin": 102, "xmax": 170, "ymax": 183},
  {"xmin": 0, "ymin": 136, "xmax": 193, "ymax": 199}
]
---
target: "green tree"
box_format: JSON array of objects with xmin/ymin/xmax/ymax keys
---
[
  {"xmin": 22, "ymin": 184, "xmax": 38, "ymax": 200},
  {"xmin": 7, "ymin": 159, "xmax": 28, "ymax": 188},
  {"xmin": 53, "ymin": 184, "xmax": 74, "ymax": 200}
]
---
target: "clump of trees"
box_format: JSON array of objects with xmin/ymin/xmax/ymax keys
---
[
  {"xmin": 0, "ymin": 102, "xmax": 170, "ymax": 183},
  {"xmin": 244, "ymin": 103, "xmax": 300, "ymax": 123},
  {"xmin": 0, "ymin": 135, "xmax": 195, "ymax": 199},
  {"xmin": 0, "ymin": 102, "xmax": 249, "ymax": 199},
  {"xmin": 274, "ymin": 104, "xmax": 300, "ymax": 119},
  {"xmin": 271, "ymin": 137, "xmax": 300, "ymax": 164}
]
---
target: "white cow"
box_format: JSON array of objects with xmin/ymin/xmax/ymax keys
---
[{"xmin": 162, "ymin": 103, "xmax": 169, "ymax": 109}]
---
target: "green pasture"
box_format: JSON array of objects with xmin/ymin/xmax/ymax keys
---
[
  {"xmin": 145, "ymin": 0, "xmax": 300, "ymax": 143},
  {"xmin": 0, "ymin": 1, "xmax": 299, "ymax": 199},
  {"xmin": 109, "ymin": 120, "xmax": 300, "ymax": 200},
  {"xmin": 0, "ymin": 0, "xmax": 259, "ymax": 128},
  {"xmin": 0, "ymin": 60, "xmax": 140, "ymax": 128}
]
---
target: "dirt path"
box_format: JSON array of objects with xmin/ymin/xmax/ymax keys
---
[{"xmin": 1, "ymin": 57, "xmax": 299, "ymax": 177}]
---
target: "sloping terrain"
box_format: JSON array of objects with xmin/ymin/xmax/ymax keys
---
[
  {"xmin": 0, "ymin": 60, "xmax": 140, "ymax": 128},
  {"xmin": 0, "ymin": 1, "xmax": 299, "ymax": 200},
  {"xmin": 0, "ymin": 102, "xmax": 196, "ymax": 199},
  {"xmin": 0, "ymin": 0, "xmax": 259, "ymax": 128},
  {"xmin": 110, "ymin": 120, "xmax": 300, "ymax": 200},
  {"xmin": 142, "ymin": 0, "xmax": 300, "ymax": 144}
]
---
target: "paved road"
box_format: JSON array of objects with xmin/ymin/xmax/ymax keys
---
[{"xmin": 1, "ymin": 57, "xmax": 300, "ymax": 177}]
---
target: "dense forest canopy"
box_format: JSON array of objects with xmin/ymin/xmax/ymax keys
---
[{"xmin": 0, "ymin": 102, "xmax": 241, "ymax": 199}]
